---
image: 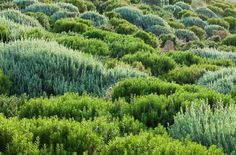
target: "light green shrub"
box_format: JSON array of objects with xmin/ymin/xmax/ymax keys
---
[
  {"xmin": 181, "ymin": 17, "xmax": 207, "ymax": 28},
  {"xmin": 222, "ymin": 34, "xmax": 236, "ymax": 47},
  {"xmin": 196, "ymin": 7, "xmax": 218, "ymax": 20},
  {"xmin": 146, "ymin": 25, "xmax": 172, "ymax": 37},
  {"xmin": 169, "ymin": 101, "xmax": 236, "ymax": 154},
  {"xmin": 207, "ymin": 18, "xmax": 230, "ymax": 30}
]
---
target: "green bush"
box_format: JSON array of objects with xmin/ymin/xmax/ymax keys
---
[
  {"xmin": 175, "ymin": 29, "xmax": 199, "ymax": 42},
  {"xmin": 51, "ymin": 11, "xmax": 78, "ymax": 21},
  {"xmin": 179, "ymin": 10, "xmax": 198, "ymax": 18},
  {"xmin": 207, "ymin": 18, "xmax": 229, "ymax": 30},
  {"xmin": 223, "ymin": 8, "xmax": 236, "ymax": 17},
  {"xmin": 133, "ymin": 31, "xmax": 160, "ymax": 48},
  {"xmin": 19, "ymin": 93, "xmax": 113, "ymax": 121},
  {"xmin": 0, "ymin": 94, "xmax": 27, "ymax": 117},
  {"xmin": 127, "ymin": 94, "xmax": 172, "ymax": 127},
  {"xmin": 57, "ymin": 2, "xmax": 79, "ymax": 13},
  {"xmin": 121, "ymin": 52, "xmax": 176, "ymax": 76},
  {"xmin": 168, "ymin": 21, "xmax": 185, "ymax": 29},
  {"xmin": 113, "ymin": 6, "xmax": 142, "ymax": 24},
  {"xmin": 169, "ymin": 102, "xmax": 236, "ymax": 154},
  {"xmin": 136, "ymin": 14, "xmax": 168, "ymax": 30},
  {"xmin": 56, "ymin": 35, "xmax": 109, "ymax": 56},
  {"xmin": 222, "ymin": 34, "xmax": 236, "ymax": 47},
  {"xmin": 0, "ymin": 115, "xmax": 103, "ymax": 154},
  {"xmin": 196, "ymin": 7, "xmax": 218, "ymax": 20},
  {"xmin": 80, "ymin": 11, "xmax": 108, "ymax": 27},
  {"xmin": 84, "ymin": 29, "xmax": 155, "ymax": 58},
  {"xmin": 26, "ymin": 12, "xmax": 51, "ymax": 30},
  {"xmin": 21, "ymin": 28, "xmax": 53, "ymax": 39},
  {"xmin": 0, "ymin": 70, "xmax": 11, "ymax": 95},
  {"xmin": 110, "ymin": 77, "xmax": 180, "ymax": 102},
  {"xmin": 146, "ymin": 25, "xmax": 172, "ymax": 37},
  {"xmin": 189, "ymin": 26, "xmax": 206, "ymax": 40},
  {"xmin": 207, "ymin": 5, "xmax": 224, "ymax": 16},
  {"xmin": 54, "ymin": 18, "xmax": 89, "ymax": 33},
  {"xmin": 0, "ymin": 40, "xmax": 146, "ymax": 97},
  {"xmin": 163, "ymin": 65, "xmax": 205, "ymax": 84},
  {"xmin": 142, "ymin": 0, "xmax": 169, "ymax": 6},
  {"xmin": 115, "ymin": 23, "xmax": 139, "ymax": 35},
  {"xmin": 101, "ymin": 132, "xmax": 224, "ymax": 155},
  {"xmin": 0, "ymin": 25, "xmax": 10, "ymax": 42},
  {"xmin": 181, "ymin": 17, "xmax": 207, "ymax": 28},
  {"xmin": 167, "ymin": 51, "xmax": 202, "ymax": 66},
  {"xmin": 62, "ymin": 0, "xmax": 95, "ymax": 13},
  {"xmin": 224, "ymin": 16, "xmax": 236, "ymax": 33}
]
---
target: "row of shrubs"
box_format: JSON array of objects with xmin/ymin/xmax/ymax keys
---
[{"xmin": 0, "ymin": 114, "xmax": 224, "ymax": 154}]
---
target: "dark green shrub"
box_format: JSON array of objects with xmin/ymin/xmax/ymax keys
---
[
  {"xmin": 121, "ymin": 52, "xmax": 176, "ymax": 76},
  {"xmin": 189, "ymin": 26, "xmax": 206, "ymax": 40},
  {"xmin": 207, "ymin": 18, "xmax": 230, "ymax": 30},
  {"xmin": 0, "ymin": 25, "xmax": 10, "ymax": 42},
  {"xmin": 224, "ymin": 16, "xmax": 236, "ymax": 33},
  {"xmin": 163, "ymin": 66, "xmax": 205, "ymax": 84},
  {"xmin": 54, "ymin": 18, "xmax": 89, "ymax": 33},
  {"xmin": 110, "ymin": 77, "xmax": 180, "ymax": 102},
  {"xmin": 167, "ymin": 51, "xmax": 202, "ymax": 66},
  {"xmin": 175, "ymin": 29, "xmax": 199, "ymax": 42},
  {"xmin": 80, "ymin": 11, "xmax": 108, "ymax": 27},
  {"xmin": 84, "ymin": 29, "xmax": 155, "ymax": 58},
  {"xmin": 223, "ymin": 8, "xmax": 236, "ymax": 17},
  {"xmin": 222, "ymin": 34, "xmax": 236, "ymax": 47},
  {"xmin": 56, "ymin": 35, "xmax": 109, "ymax": 55},
  {"xmin": 133, "ymin": 31, "xmax": 160, "ymax": 48},
  {"xmin": 168, "ymin": 21, "xmax": 185, "ymax": 29},
  {"xmin": 128, "ymin": 94, "xmax": 172, "ymax": 127},
  {"xmin": 26, "ymin": 12, "xmax": 51, "ymax": 30},
  {"xmin": 0, "ymin": 70, "xmax": 11, "ymax": 95},
  {"xmin": 0, "ymin": 94, "xmax": 27, "ymax": 117},
  {"xmin": 115, "ymin": 23, "xmax": 139, "ymax": 34}
]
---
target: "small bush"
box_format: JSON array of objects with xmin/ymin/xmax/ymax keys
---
[
  {"xmin": 163, "ymin": 66, "xmax": 205, "ymax": 84},
  {"xmin": 24, "ymin": 3, "xmax": 60, "ymax": 16},
  {"xmin": 175, "ymin": 2, "xmax": 192, "ymax": 10},
  {"xmin": 115, "ymin": 23, "xmax": 139, "ymax": 35},
  {"xmin": 167, "ymin": 51, "xmax": 202, "ymax": 66},
  {"xmin": 207, "ymin": 18, "xmax": 230, "ymax": 30},
  {"xmin": 113, "ymin": 6, "xmax": 142, "ymax": 24},
  {"xmin": 13, "ymin": 0, "xmax": 37, "ymax": 9},
  {"xmin": 196, "ymin": 7, "xmax": 218, "ymax": 20},
  {"xmin": 181, "ymin": 17, "xmax": 207, "ymax": 28},
  {"xmin": 136, "ymin": 14, "xmax": 167, "ymax": 30},
  {"xmin": 189, "ymin": 26, "xmax": 206, "ymax": 40},
  {"xmin": 56, "ymin": 35, "xmax": 109, "ymax": 56},
  {"xmin": 197, "ymin": 68, "xmax": 236, "ymax": 94},
  {"xmin": 146, "ymin": 25, "xmax": 172, "ymax": 37},
  {"xmin": 121, "ymin": 52, "xmax": 176, "ymax": 76},
  {"xmin": 204, "ymin": 25, "xmax": 227, "ymax": 38},
  {"xmin": 133, "ymin": 31, "xmax": 160, "ymax": 48},
  {"xmin": 51, "ymin": 11, "xmax": 78, "ymax": 21},
  {"xmin": 26, "ymin": 12, "xmax": 51, "ymax": 29},
  {"xmin": 168, "ymin": 21, "xmax": 185, "ymax": 29},
  {"xmin": 179, "ymin": 10, "xmax": 198, "ymax": 18},
  {"xmin": 207, "ymin": 5, "xmax": 224, "ymax": 16},
  {"xmin": 222, "ymin": 34, "xmax": 236, "ymax": 47},
  {"xmin": 224, "ymin": 16, "xmax": 236, "ymax": 33},
  {"xmin": 0, "ymin": 70, "xmax": 11, "ymax": 95},
  {"xmin": 80, "ymin": 11, "xmax": 108, "ymax": 27},
  {"xmin": 110, "ymin": 77, "xmax": 180, "ymax": 102},
  {"xmin": 54, "ymin": 18, "xmax": 88, "ymax": 33},
  {"xmin": 164, "ymin": 5, "xmax": 183, "ymax": 18},
  {"xmin": 175, "ymin": 29, "xmax": 199, "ymax": 42},
  {"xmin": 223, "ymin": 8, "xmax": 236, "ymax": 18},
  {"xmin": 0, "ymin": 25, "xmax": 10, "ymax": 42}
]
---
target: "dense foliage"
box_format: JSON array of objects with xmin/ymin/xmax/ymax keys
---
[{"xmin": 0, "ymin": 0, "xmax": 236, "ymax": 154}]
